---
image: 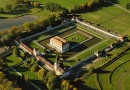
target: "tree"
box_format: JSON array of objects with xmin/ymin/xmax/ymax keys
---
[
  {"xmin": 12, "ymin": 0, "xmax": 23, "ymax": 7},
  {"xmin": 23, "ymin": 22, "xmax": 35, "ymax": 33},
  {"xmin": 88, "ymin": 65, "xmax": 94, "ymax": 73},
  {"xmin": 126, "ymin": 3, "xmax": 130, "ymax": 9},
  {"xmin": 37, "ymin": 68, "xmax": 47, "ymax": 80},
  {"xmin": 0, "ymin": 72, "xmax": 18, "ymax": 90},
  {"xmin": 73, "ymin": 87, "xmax": 78, "ymax": 90},
  {"xmin": 33, "ymin": 2, "xmax": 39, "ymax": 7},
  {"xmin": 30, "ymin": 62, "xmax": 39, "ymax": 72},
  {"xmin": 4, "ymin": 4, "xmax": 13, "ymax": 13},
  {"xmin": 12, "ymin": 46, "xmax": 19, "ymax": 57},
  {"xmin": 61, "ymin": 80, "xmax": 70, "ymax": 90},
  {"xmin": 46, "ymin": 72, "xmax": 57, "ymax": 90},
  {"xmin": 45, "ymin": 2, "xmax": 62, "ymax": 12},
  {"xmin": 0, "ymin": 7, "xmax": 4, "ymax": 13},
  {"xmin": 0, "ymin": 58, "xmax": 6, "ymax": 70}
]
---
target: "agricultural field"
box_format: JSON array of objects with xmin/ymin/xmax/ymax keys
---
[
  {"xmin": 80, "ymin": 0, "xmax": 130, "ymax": 35},
  {"xmin": 98, "ymin": 49, "xmax": 130, "ymax": 90},
  {"xmin": 111, "ymin": 0, "xmax": 130, "ymax": 10}
]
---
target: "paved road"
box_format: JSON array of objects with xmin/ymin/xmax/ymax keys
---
[{"xmin": 0, "ymin": 15, "xmax": 37, "ymax": 31}]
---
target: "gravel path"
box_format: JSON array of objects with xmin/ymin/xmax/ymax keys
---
[{"xmin": 0, "ymin": 15, "xmax": 37, "ymax": 31}]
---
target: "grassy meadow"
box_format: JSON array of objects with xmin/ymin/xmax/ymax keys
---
[
  {"xmin": 31, "ymin": 0, "xmax": 89, "ymax": 9},
  {"xmin": 80, "ymin": 0, "xmax": 130, "ymax": 35},
  {"xmin": 98, "ymin": 50, "xmax": 130, "ymax": 90}
]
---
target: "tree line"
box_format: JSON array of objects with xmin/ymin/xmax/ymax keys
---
[
  {"xmin": 0, "ymin": 0, "xmax": 30, "ymax": 13},
  {"xmin": 0, "ymin": 0, "xmax": 107, "ymax": 46},
  {"xmin": 0, "ymin": 14, "xmax": 61, "ymax": 46}
]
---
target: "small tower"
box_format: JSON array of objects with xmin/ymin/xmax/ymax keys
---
[
  {"xmin": 95, "ymin": 50, "xmax": 100, "ymax": 57},
  {"xmin": 54, "ymin": 59, "xmax": 62, "ymax": 75},
  {"xmin": 15, "ymin": 36, "xmax": 22, "ymax": 45},
  {"xmin": 54, "ymin": 59, "xmax": 58, "ymax": 71},
  {"xmin": 33, "ymin": 48, "xmax": 40, "ymax": 56}
]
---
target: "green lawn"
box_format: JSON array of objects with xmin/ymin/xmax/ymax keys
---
[
  {"xmin": 72, "ymin": 38, "xmax": 114, "ymax": 60},
  {"xmin": 5, "ymin": 54, "xmax": 22, "ymax": 66},
  {"xmin": 98, "ymin": 50, "xmax": 130, "ymax": 90},
  {"xmin": 0, "ymin": 0, "xmax": 12, "ymax": 7},
  {"xmin": 27, "ymin": 41, "xmax": 44, "ymax": 52},
  {"xmin": 80, "ymin": 2, "xmax": 130, "ymax": 35},
  {"xmin": 31, "ymin": 0, "xmax": 90, "ymax": 9},
  {"xmin": 65, "ymin": 32, "xmax": 88, "ymax": 44},
  {"xmin": 13, "ymin": 64, "xmax": 47, "ymax": 89},
  {"xmin": 111, "ymin": 61, "xmax": 130, "ymax": 90},
  {"xmin": 111, "ymin": 0, "xmax": 130, "ymax": 10}
]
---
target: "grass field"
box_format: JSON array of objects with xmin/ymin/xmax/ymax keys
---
[
  {"xmin": 0, "ymin": 0, "xmax": 12, "ymax": 7},
  {"xmin": 80, "ymin": 1, "xmax": 130, "ymax": 35},
  {"xmin": 111, "ymin": 0, "xmax": 130, "ymax": 10},
  {"xmin": 31, "ymin": 0, "xmax": 89, "ymax": 9},
  {"xmin": 65, "ymin": 32, "xmax": 89, "ymax": 45},
  {"xmin": 98, "ymin": 50, "xmax": 130, "ymax": 90},
  {"xmin": 13, "ymin": 63, "xmax": 47, "ymax": 89},
  {"xmin": 5, "ymin": 54, "xmax": 22, "ymax": 66}
]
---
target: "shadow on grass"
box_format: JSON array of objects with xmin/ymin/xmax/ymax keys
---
[
  {"xmin": 14, "ymin": 66, "xmax": 29, "ymax": 72},
  {"xmin": 72, "ymin": 78, "xmax": 98, "ymax": 90},
  {"xmin": 94, "ymin": 69, "xmax": 111, "ymax": 74},
  {"xmin": 5, "ymin": 71, "xmax": 36, "ymax": 90},
  {"xmin": 30, "ymin": 79, "xmax": 48, "ymax": 90},
  {"xmin": 5, "ymin": 59, "xmax": 13, "ymax": 63},
  {"xmin": 77, "ymin": 0, "xmax": 119, "ymax": 15}
]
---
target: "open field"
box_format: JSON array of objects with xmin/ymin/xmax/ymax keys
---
[
  {"xmin": 111, "ymin": 0, "xmax": 130, "ymax": 10},
  {"xmin": 98, "ymin": 50, "xmax": 130, "ymax": 90},
  {"xmin": 80, "ymin": 1, "xmax": 130, "ymax": 35},
  {"xmin": 31, "ymin": 0, "xmax": 89, "ymax": 9},
  {"xmin": 0, "ymin": 0, "xmax": 12, "ymax": 7}
]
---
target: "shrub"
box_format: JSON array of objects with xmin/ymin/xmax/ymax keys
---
[{"xmin": 45, "ymin": 2, "xmax": 62, "ymax": 12}]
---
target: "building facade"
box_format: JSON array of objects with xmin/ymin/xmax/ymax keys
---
[{"xmin": 50, "ymin": 36, "xmax": 69, "ymax": 53}]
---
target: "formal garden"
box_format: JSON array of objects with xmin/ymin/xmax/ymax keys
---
[
  {"xmin": 22, "ymin": 21, "xmax": 116, "ymax": 68},
  {"xmin": 0, "ymin": 0, "xmax": 130, "ymax": 90}
]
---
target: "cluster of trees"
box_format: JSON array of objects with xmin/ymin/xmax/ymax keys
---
[
  {"xmin": 45, "ymin": 2, "xmax": 63, "ymax": 12},
  {"xmin": 22, "ymin": 53, "xmax": 77, "ymax": 90},
  {"xmin": 69, "ymin": 0, "xmax": 104, "ymax": 13},
  {"xmin": 44, "ymin": 0, "xmax": 105, "ymax": 14},
  {"xmin": 0, "ymin": 0, "xmax": 30, "ymax": 13},
  {"xmin": 30, "ymin": 1, "xmax": 40, "ymax": 7},
  {"xmin": 0, "ymin": 14, "xmax": 62, "ymax": 46},
  {"xmin": 0, "ymin": 58, "xmax": 21, "ymax": 89},
  {"xmin": 41, "ymin": 71, "xmax": 77, "ymax": 90},
  {"xmin": 12, "ymin": 46, "xmax": 20, "ymax": 57},
  {"xmin": 0, "ymin": 72, "xmax": 15, "ymax": 90},
  {"xmin": 126, "ymin": 2, "xmax": 130, "ymax": 9}
]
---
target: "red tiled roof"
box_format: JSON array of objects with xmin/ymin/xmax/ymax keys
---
[
  {"xmin": 55, "ymin": 36, "xmax": 67, "ymax": 43},
  {"xmin": 19, "ymin": 42, "xmax": 64, "ymax": 74},
  {"xmin": 36, "ymin": 56, "xmax": 54, "ymax": 69},
  {"xmin": 50, "ymin": 36, "xmax": 68, "ymax": 46},
  {"xmin": 20, "ymin": 43, "xmax": 33, "ymax": 54}
]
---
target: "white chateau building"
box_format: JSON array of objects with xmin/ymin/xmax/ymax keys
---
[{"xmin": 50, "ymin": 36, "xmax": 69, "ymax": 53}]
